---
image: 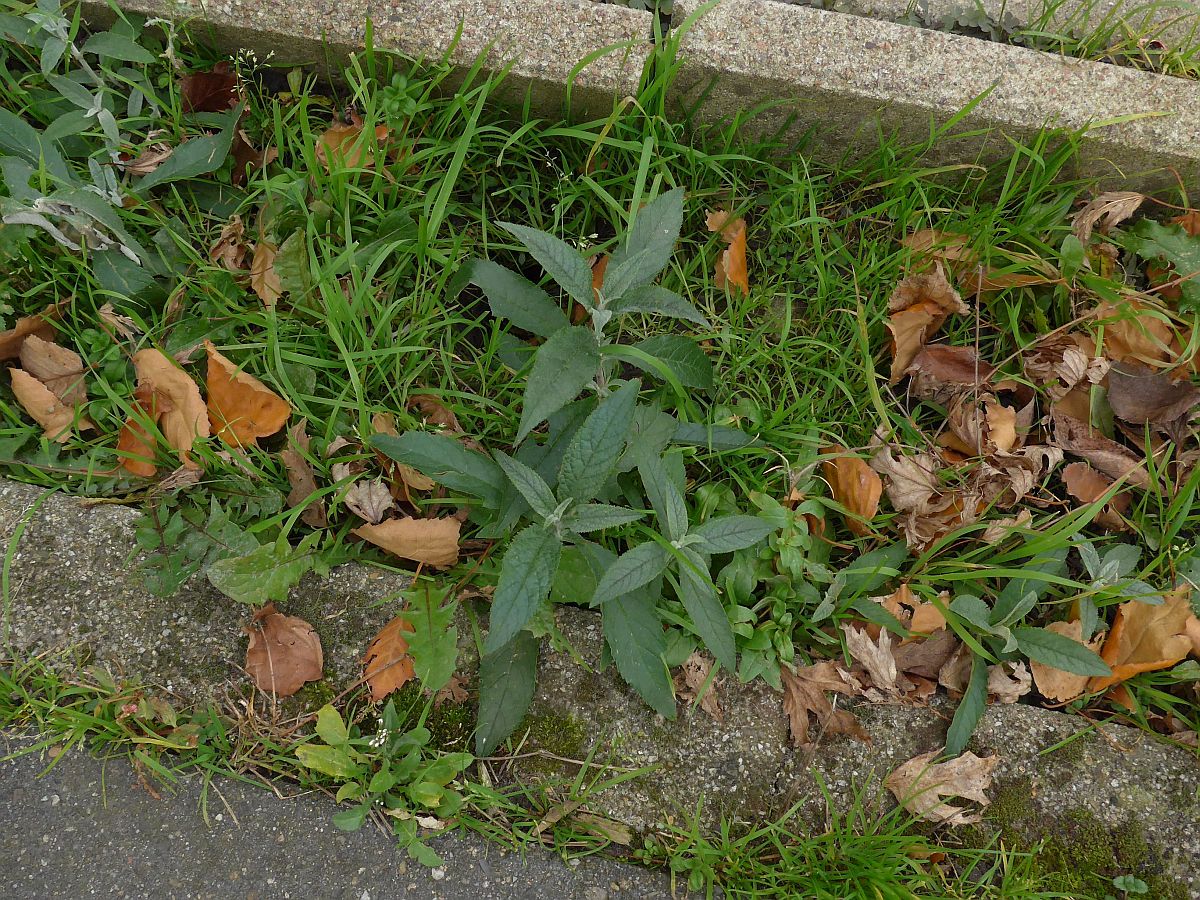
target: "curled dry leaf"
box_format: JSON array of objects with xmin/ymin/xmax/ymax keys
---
[
  {"xmin": 180, "ymin": 61, "xmax": 238, "ymax": 113},
  {"xmin": 209, "ymin": 215, "xmax": 249, "ymax": 272},
  {"xmin": 780, "ymin": 662, "xmax": 868, "ymax": 749},
  {"xmin": 118, "ymin": 382, "xmax": 161, "ymax": 477},
  {"xmin": 869, "ymin": 445, "xmax": 967, "ymax": 548},
  {"xmin": 10, "ymin": 368, "xmax": 92, "ymax": 442},
  {"xmin": 907, "ymin": 345, "xmax": 994, "ymax": 401},
  {"xmin": 250, "ymin": 241, "xmax": 282, "ymax": 307},
  {"xmin": 362, "ymin": 614, "xmax": 415, "ymax": 702},
  {"xmin": 243, "ymin": 603, "xmax": 323, "ymax": 697},
  {"xmin": 1071, "ymin": 191, "xmax": 1144, "ymax": 244},
  {"xmin": 1106, "ymin": 362, "xmax": 1200, "ymax": 427},
  {"xmin": 0, "ymin": 303, "xmax": 61, "ymax": 360},
  {"xmin": 316, "ymin": 117, "xmax": 391, "ymax": 170},
  {"xmin": 20, "ymin": 335, "xmax": 86, "ymax": 405},
  {"xmin": 1089, "ymin": 588, "xmax": 1198, "ymax": 693},
  {"xmin": 1092, "ymin": 300, "xmax": 1179, "ymax": 367},
  {"xmin": 822, "ymin": 445, "xmax": 882, "ymax": 536},
  {"xmin": 132, "ymin": 348, "xmax": 210, "ymax": 467},
  {"xmin": 344, "ymin": 479, "xmax": 395, "ymax": 524},
  {"xmin": 892, "ymin": 628, "xmax": 958, "ymax": 680},
  {"xmin": 1022, "ymin": 333, "xmax": 1107, "ymax": 401},
  {"xmin": 885, "ymin": 749, "xmax": 998, "ymax": 826},
  {"xmin": 120, "ymin": 143, "xmax": 173, "ymax": 176},
  {"xmin": 98, "ymin": 303, "xmax": 140, "ymax": 341},
  {"xmin": 205, "ymin": 341, "xmax": 292, "ymax": 447},
  {"xmin": 706, "ymin": 210, "xmax": 749, "ymax": 295},
  {"xmin": 230, "ymin": 129, "xmax": 277, "ymax": 187},
  {"xmin": 280, "ymin": 419, "xmax": 327, "ymax": 528},
  {"xmin": 1030, "ymin": 620, "xmax": 1105, "ymax": 702},
  {"xmin": 1051, "ymin": 413, "xmax": 1150, "ymax": 489},
  {"xmin": 986, "ymin": 661, "xmax": 1031, "ymax": 704},
  {"xmin": 408, "ymin": 394, "xmax": 461, "ymax": 432},
  {"xmin": 434, "ymin": 673, "xmax": 470, "ymax": 707},
  {"xmin": 887, "ymin": 262, "xmax": 968, "ymax": 381},
  {"xmin": 676, "ymin": 651, "xmax": 722, "ymax": 721},
  {"xmin": 979, "ymin": 509, "xmax": 1032, "ymax": 543},
  {"xmin": 902, "ymin": 229, "xmax": 1057, "ymax": 296},
  {"xmin": 371, "ymin": 412, "xmax": 434, "ymax": 492},
  {"xmin": 843, "ymin": 624, "xmax": 898, "ymax": 696},
  {"xmin": 880, "ymin": 585, "xmax": 948, "ymax": 636},
  {"xmin": 354, "ymin": 516, "xmax": 461, "ymax": 568},
  {"xmin": 1061, "ymin": 461, "xmax": 1130, "ymax": 531}
]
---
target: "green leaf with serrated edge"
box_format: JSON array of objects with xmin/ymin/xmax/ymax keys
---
[
  {"xmin": 0, "ymin": 109, "xmax": 69, "ymax": 182},
  {"xmin": 206, "ymin": 540, "xmax": 313, "ymax": 606},
  {"xmin": 550, "ymin": 546, "xmax": 600, "ymax": 604},
  {"xmin": 1127, "ymin": 219, "xmax": 1200, "ymax": 309},
  {"xmin": 136, "ymin": 109, "xmax": 238, "ymax": 192},
  {"xmin": 476, "ymin": 630, "xmax": 539, "ymax": 755},
  {"xmin": 517, "ymin": 326, "xmax": 600, "ymax": 443},
  {"xmin": 604, "ymin": 588, "xmax": 676, "ymax": 718},
  {"xmin": 676, "ymin": 549, "xmax": 736, "ymax": 670},
  {"xmin": 839, "ymin": 542, "xmax": 907, "ymax": 596},
  {"xmin": 562, "ymin": 504, "xmax": 645, "ymax": 533},
  {"xmin": 401, "ymin": 586, "xmax": 459, "ymax": 694},
  {"xmin": 498, "ymin": 221, "xmax": 594, "ymax": 311},
  {"xmin": 469, "ymin": 258, "xmax": 569, "ymax": 337},
  {"xmin": 82, "ymin": 30, "xmax": 156, "ymax": 63},
  {"xmin": 557, "ymin": 379, "xmax": 639, "ymax": 502},
  {"xmin": 332, "ymin": 803, "xmax": 370, "ymax": 832},
  {"xmin": 630, "ymin": 334, "xmax": 713, "ymax": 390},
  {"xmin": 1013, "ymin": 626, "xmax": 1111, "ymax": 676},
  {"xmin": 372, "ymin": 432, "xmax": 504, "ymax": 507},
  {"xmin": 529, "ymin": 399, "xmax": 592, "ymax": 487},
  {"xmin": 671, "ymin": 421, "xmax": 757, "ymax": 451},
  {"xmin": 607, "ymin": 187, "xmax": 684, "ymax": 290},
  {"xmin": 295, "ymin": 743, "xmax": 360, "ymax": 779},
  {"xmin": 690, "ymin": 515, "xmax": 775, "ymax": 553},
  {"xmin": 592, "ymin": 541, "xmax": 670, "ymax": 606},
  {"xmin": 944, "ymin": 652, "xmax": 988, "ymax": 757},
  {"xmin": 485, "ymin": 525, "xmax": 562, "ymax": 653},
  {"xmin": 620, "ymin": 404, "xmax": 679, "ymax": 472},
  {"xmin": 993, "ymin": 547, "xmax": 1067, "ymax": 624},
  {"xmin": 493, "ymin": 450, "xmax": 557, "ymax": 520},
  {"xmin": 608, "ymin": 284, "xmax": 710, "ymax": 328},
  {"xmin": 314, "ymin": 704, "xmax": 349, "ymax": 747},
  {"xmin": 638, "ymin": 453, "xmax": 688, "ymax": 541}
]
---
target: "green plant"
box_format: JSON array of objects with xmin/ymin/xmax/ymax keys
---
[
  {"xmin": 373, "ymin": 188, "xmax": 778, "ymax": 753},
  {"xmin": 294, "ymin": 702, "xmax": 473, "ymax": 866}
]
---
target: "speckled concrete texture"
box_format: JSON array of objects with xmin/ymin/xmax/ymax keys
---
[{"xmin": 671, "ymin": 0, "xmax": 1200, "ymax": 188}]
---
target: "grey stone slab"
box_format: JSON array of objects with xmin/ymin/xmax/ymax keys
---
[
  {"xmin": 670, "ymin": 0, "xmax": 1200, "ymax": 189},
  {"xmin": 0, "ymin": 733, "xmax": 681, "ymax": 900}
]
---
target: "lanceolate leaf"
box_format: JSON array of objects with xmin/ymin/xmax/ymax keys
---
[
  {"xmin": 372, "ymin": 432, "xmax": 504, "ymax": 508},
  {"xmin": 494, "ymin": 450, "xmax": 558, "ymax": 520},
  {"xmin": 609, "ymin": 284, "xmax": 710, "ymax": 328},
  {"xmin": 592, "ymin": 541, "xmax": 670, "ymax": 606},
  {"xmin": 631, "ymin": 334, "xmax": 714, "ymax": 390},
  {"xmin": 607, "ymin": 187, "xmax": 684, "ymax": 290},
  {"xmin": 638, "ymin": 453, "xmax": 688, "ymax": 541},
  {"xmin": 517, "ymin": 326, "xmax": 600, "ymax": 443},
  {"xmin": 676, "ymin": 551, "xmax": 736, "ymax": 671},
  {"xmin": 485, "ymin": 525, "xmax": 562, "ymax": 653},
  {"xmin": 557, "ymin": 379, "xmax": 639, "ymax": 502},
  {"xmin": 603, "ymin": 588, "xmax": 676, "ymax": 718},
  {"xmin": 563, "ymin": 503, "xmax": 645, "ymax": 533},
  {"xmin": 945, "ymin": 652, "xmax": 988, "ymax": 757},
  {"xmin": 993, "ymin": 547, "xmax": 1068, "ymax": 624},
  {"xmin": 690, "ymin": 515, "xmax": 775, "ymax": 553},
  {"xmin": 469, "ymin": 259, "xmax": 569, "ymax": 337},
  {"xmin": 1013, "ymin": 625, "xmax": 1111, "ymax": 677},
  {"xmin": 672, "ymin": 421, "xmax": 757, "ymax": 451},
  {"xmin": 136, "ymin": 108, "xmax": 239, "ymax": 192},
  {"xmin": 476, "ymin": 630, "xmax": 539, "ymax": 755},
  {"xmin": 498, "ymin": 221, "xmax": 595, "ymax": 311}
]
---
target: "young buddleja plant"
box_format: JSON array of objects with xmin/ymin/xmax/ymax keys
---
[{"xmin": 373, "ymin": 189, "xmax": 778, "ymax": 754}]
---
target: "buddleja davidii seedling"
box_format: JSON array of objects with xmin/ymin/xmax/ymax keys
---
[
  {"xmin": 295, "ymin": 703, "xmax": 472, "ymax": 867},
  {"xmin": 375, "ymin": 188, "xmax": 779, "ymax": 754}
]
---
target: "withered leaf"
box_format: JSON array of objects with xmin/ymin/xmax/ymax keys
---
[
  {"xmin": 706, "ymin": 210, "xmax": 749, "ymax": 295},
  {"xmin": 372, "ymin": 412, "xmax": 434, "ymax": 491},
  {"xmin": 1030, "ymin": 620, "xmax": 1104, "ymax": 702},
  {"xmin": 434, "ymin": 673, "xmax": 470, "ymax": 707},
  {"xmin": 180, "ymin": 62, "xmax": 238, "ymax": 113},
  {"xmin": 1089, "ymin": 588, "xmax": 1196, "ymax": 692},
  {"xmin": 10, "ymin": 368, "xmax": 92, "ymax": 442},
  {"xmin": 1071, "ymin": 192, "xmax": 1144, "ymax": 244},
  {"xmin": 354, "ymin": 517, "xmax": 461, "ymax": 569},
  {"xmin": 0, "ymin": 303, "xmax": 61, "ymax": 360},
  {"xmin": 281, "ymin": 419, "xmax": 326, "ymax": 528},
  {"xmin": 316, "ymin": 118, "xmax": 390, "ymax": 170},
  {"xmin": 209, "ymin": 215, "xmax": 249, "ymax": 272},
  {"xmin": 843, "ymin": 624, "xmax": 898, "ymax": 696},
  {"xmin": 120, "ymin": 144, "xmax": 173, "ymax": 176},
  {"xmin": 118, "ymin": 382, "xmax": 161, "ymax": 477},
  {"xmin": 408, "ymin": 394, "xmax": 461, "ymax": 432},
  {"xmin": 250, "ymin": 241, "xmax": 282, "ymax": 307},
  {"xmin": 1051, "ymin": 413, "xmax": 1150, "ymax": 489},
  {"xmin": 205, "ymin": 341, "xmax": 292, "ymax": 447},
  {"xmin": 780, "ymin": 662, "xmax": 867, "ymax": 748},
  {"xmin": 676, "ymin": 651, "xmax": 722, "ymax": 721},
  {"xmin": 822, "ymin": 445, "xmax": 882, "ymax": 536},
  {"xmin": 132, "ymin": 348, "xmax": 210, "ymax": 466},
  {"xmin": 907, "ymin": 345, "xmax": 994, "ymax": 397},
  {"xmin": 1061, "ymin": 461, "xmax": 1130, "ymax": 531},
  {"xmin": 19, "ymin": 335, "xmax": 86, "ymax": 406},
  {"xmin": 1107, "ymin": 362, "xmax": 1200, "ymax": 427},
  {"xmin": 887, "ymin": 262, "xmax": 968, "ymax": 381},
  {"xmin": 902, "ymin": 229, "xmax": 1057, "ymax": 296},
  {"xmin": 98, "ymin": 303, "xmax": 140, "ymax": 341},
  {"xmin": 1023, "ymin": 333, "xmax": 1107, "ymax": 400},
  {"xmin": 244, "ymin": 603, "xmax": 324, "ymax": 697},
  {"xmin": 885, "ymin": 750, "xmax": 998, "ymax": 826},
  {"xmin": 344, "ymin": 478, "xmax": 395, "ymax": 525},
  {"xmin": 986, "ymin": 661, "xmax": 1031, "ymax": 704},
  {"xmin": 892, "ymin": 629, "xmax": 958, "ymax": 679},
  {"xmin": 1092, "ymin": 300, "xmax": 1178, "ymax": 367},
  {"xmin": 230, "ymin": 129, "xmax": 277, "ymax": 187},
  {"xmin": 362, "ymin": 614, "xmax": 415, "ymax": 702}
]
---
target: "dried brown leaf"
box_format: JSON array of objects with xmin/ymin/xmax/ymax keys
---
[
  {"xmin": 0, "ymin": 303, "xmax": 61, "ymax": 360},
  {"xmin": 902, "ymin": 229, "xmax": 1057, "ymax": 296},
  {"xmin": 354, "ymin": 517, "xmax": 460, "ymax": 568},
  {"xmin": 892, "ymin": 628, "xmax": 958, "ymax": 679},
  {"xmin": 121, "ymin": 144, "xmax": 173, "ymax": 176},
  {"xmin": 1051, "ymin": 413, "xmax": 1150, "ymax": 489},
  {"xmin": 180, "ymin": 62, "xmax": 238, "ymax": 113},
  {"xmin": 1071, "ymin": 192, "xmax": 1144, "ymax": 244},
  {"xmin": 434, "ymin": 673, "xmax": 470, "ymax": 707},
  {"xmin": 1107, "ymin": 362, "xmax": 1200, "ymax": 427},
  {"xmin": 843, "ymin": 624, "xmax": 898, "ymax": 696},
  {"xmin": 19, "ymin": 335, "xmax": 86, "ymax": 406},
  {"xmin": 98, "ymin": 303, "xmax": 140, "ymax": 341},
  {"xmin": 886, "ymin": 263, "xmax": 967, "ymax": 381},
  {"xmin": 1089, "ymin": 588, "xmax": 1195, "ymax": 692},
  {"xmin": 10, "ymin": 368, "xmax": 91, "ymax": 442},
  {"xmin": 676, "ymin": 652, "xmax": 722, "ymax": 721},
  {"xmin": 280, "ymin": 419, "xmax": 326, "ymax": 528},
  {"xmin": 822, "ymin": 445, "xmax": 882, "ymax": 536},
  {"xmin": 244, "ymin": 603, "xmax": 323, "ymax": 697},
  {"xmin": 1030, "ymin": 620, "xmax": 1104, "ymax": 702},
  {"xmin": 132, "ymin": 349, "xmax": 210, "ymax": 466},
  {"xmin": 250, "ymin": 241, "xmax": 282, "ymax": 307},
  {"xmin": 209, "ymin": 215, "xmax": 249, "ymax": 272},
  {"xmin": 205, "ymin": 341, "xmax": 292, "ymax": 447},
  {"xmin": 1093, "ymin": 299, "xmax": 1178, "ymax": 367},
  {"xmin": 117, "ymin": 382, "xmax": 161, "ymax": 477},
  {"xmin": 345, "ymin": 478, "xmax": 396, "ymax": 524},
  {"xmin": 885, "ymin": 750, "xmax": 998, "ymax": 826},
  {"xmin": 1061, "ymin": 461, "xmax": 1130, "ymax": 531},
  {"xmin": 362, "ymin": 614, "xmax": 415, "ymax": 702},
  {"xmin": 706, "ymin": 210, "xmax": 749, "ymax": 295},
  {"xmin": 780, "ymin": 662, "xmax": 868, "ymax": 748},
  {"xmin": 316, "ymin": 119, "xmax": 390, "ymax": 171},
  {"xmin": 986, "ymin": 661, "xmax": 1031, "ymax": 704},
  {"xmin": 408, "ymin": 394, "xmax": 461, "ymax": 432}
]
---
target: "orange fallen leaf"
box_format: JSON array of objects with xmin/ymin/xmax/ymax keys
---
[
  {"xmin": 131, "ymin": 348, "xmax": 210, "ymax": 466},
  {"xmin": 885, "ymin": 750, "xmax": 997, "ymax": 826},
  {"xmin": 205, "ymin": 341, "xmax": 292, "ymax": 447},
  {"xmin": 902, "ymin": 229, "xmax": 1057, "ymax": 296},
  {"xmin": 244, "ymin": 603, "xmax": 323, "ymax": 696},
  {"xmin": 822, "ymin": 445, "xmax": 881, "ymax": 536},
  {"xmin": 280, "ymin": 419, "xmax": 326, "ymax": 528},
  {"xmin": 354, "ymin": 516, "xmax": 461, "ymax": 569},
  {"xmin": 1030, "ymin": 620, "xmax": 1104, "ymax": 702},
  {"xmin": 1089, "ymin": 588, "xmax": 1195, "ymax": 692},
  {"xmin": 1061, "ymin": 461, "xmax": 1130, "ymax": 531},
  {"xmin": 250, "ymin": 241, "xmax": 283, "ymax": 307},
  {"xmin": 706, "ymin": 210, "xmax": 749, "ymax": 295},
  {"xmin": 362, "ymin": 614, "xmax": 416, "ymax": 702},
  {"xmin": 1092, "ymin": 299, "xmax": 1179, "ymax": 367},
  {"xmin": 316, "ymin": 118, "xmax": 390, "ymax": 171},
  {"xmin": 371, "ymin": 412, "xmax": 434, "ymax": 493},
  {"xmin": 117, "ymin": 382, "xmax": 162, "ymax": 477},
  {"xmin": 0, "ymin": 303, "xmax": 62, "ymax": 360},
  {"xmin": 10, "ymin": 368, "xmax": 92, "ymax": 442},
  {"xmin": 19, "ymin": 335, "xmax": 86, "ymax": 406},
  {"xmin": 886, "ymin": 262, "xmax": 968, "ymax": 381},
  {"xmin": 408, "ymin": 393, "xmax": 461, "ymax": 432}
]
